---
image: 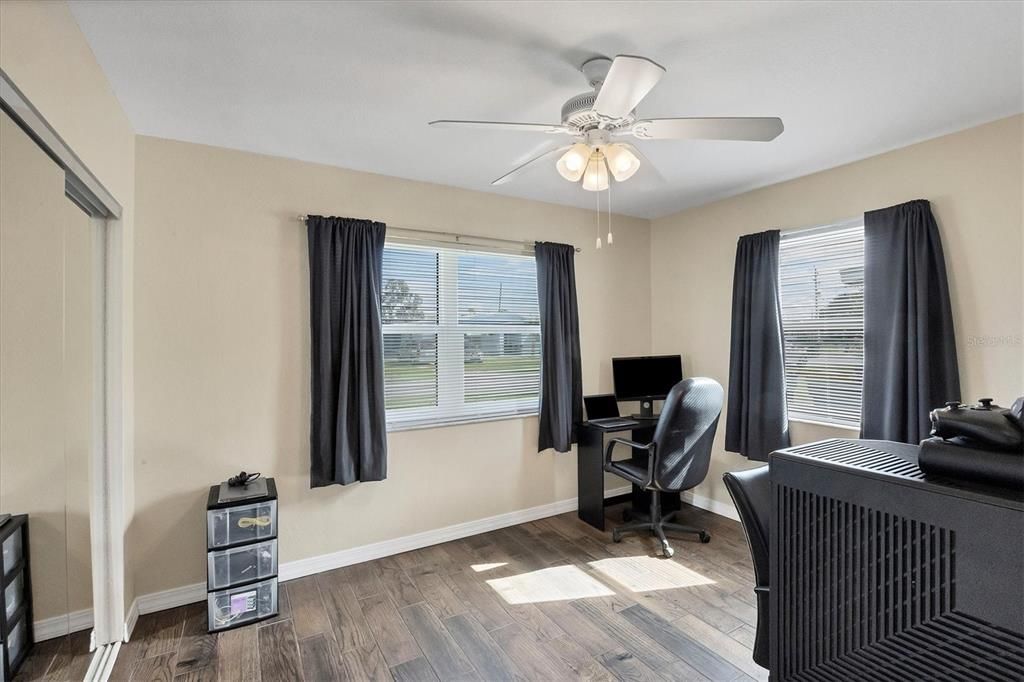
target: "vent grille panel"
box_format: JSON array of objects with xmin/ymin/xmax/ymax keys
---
[
  {"xmin": 787, "ymin": 439, "xmax": 926, "ymax": 479},
  {"xmin": 776, "ymin": 484, "xmax": 1024, "ymax": 680}
]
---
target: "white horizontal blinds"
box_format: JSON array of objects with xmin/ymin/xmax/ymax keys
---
[
  {"xmin": 779, "ymin": 222, "xmax": 865, "ymax": 427},
  {"xmin": 382, "ymin": 246, "xmax": 439, "ymax": 411},
  {"xmin": 381, "ymin": 242, "xmax": 540, "ymax": 428}
]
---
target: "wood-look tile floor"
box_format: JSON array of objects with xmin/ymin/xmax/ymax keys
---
[{"xmin": 18, "ymin": 503, "xmax": 765, "ymax": 681}]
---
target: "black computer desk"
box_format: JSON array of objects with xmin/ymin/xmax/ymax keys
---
[{"xmin": 576, "ymin": 418, "xmax": 682, "ymax": 530}]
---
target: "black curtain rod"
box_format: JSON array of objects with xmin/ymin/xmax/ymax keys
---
[{"xmin": 297, "ymin": 215, "xmax": 581, "ymax": 253}]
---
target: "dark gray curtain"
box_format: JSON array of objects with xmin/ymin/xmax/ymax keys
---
[
  {"xmin": 725, "ymin": 230, "xmax": 790, "ymax": 462},
  {"xmin": 307, "ymin": 215, "xmax": 388, "ymax": 486},
  {"xmin": 861, "ymin": 199, "xmax": 960, "ymax": 443},
  {"xmin": 535, "ymin": 242, "xmax": 583, "ymax": 453}
]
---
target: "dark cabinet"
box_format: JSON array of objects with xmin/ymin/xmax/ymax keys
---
[{"xmin": 0, "ymin": 516, "xmax": 31, "ymax": 681}]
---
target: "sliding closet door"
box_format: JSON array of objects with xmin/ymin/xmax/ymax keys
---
[
  {"xmin": 0, "ymin": 109, "xmax": 98, "ymax": 649},
  {"xmin": 0, "ymin": 110, "xmax": 70, "ymax": 631}
]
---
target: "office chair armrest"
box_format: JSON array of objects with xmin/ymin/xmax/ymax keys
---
[{"xmin": 604, "ymin": 438, "xmax": 657, "ymax": 488}]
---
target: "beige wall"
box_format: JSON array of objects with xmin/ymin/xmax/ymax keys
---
[
  {"xmin": 132, "ymin": 136, "xmax": 651, "ymax": 595},
  {"xmin": 651, "ymin": 114, "xmax": 1024, "ymax": 511},
  {"xmin": 0, "ymin": 0, "xmax": 137, "ymax": 623}
]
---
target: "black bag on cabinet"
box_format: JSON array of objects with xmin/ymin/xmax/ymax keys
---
[{"xmin": 919, "ymin": 396, "xmax": 1024, "ymax": 489}]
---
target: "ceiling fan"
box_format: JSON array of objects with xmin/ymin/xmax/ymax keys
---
[{"xmin": 429, "ymin": 55, "xmax": 784, "ymax": 191}]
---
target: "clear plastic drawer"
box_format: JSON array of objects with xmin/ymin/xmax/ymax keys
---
[
  {"xmin": 6, "ymin": 615, "xmax": 25, "ymax": 667},
  {"xmin": 2, "ymin": 530, "xmax": 22, "ymax": 576},
  {"xmin": 4, "ymin": 572, "xmax": 24, "ymax": 620},
  {"xmin": 207, "ymin": 500, "xmax": 277, "ymax": 549},
  {"xmin": 207, "ymin": 577, "xmax": 277, "ymax": 631},
  {"xmin": 207, "ymin": 539, "xmax": 277, "ymax": 589}
]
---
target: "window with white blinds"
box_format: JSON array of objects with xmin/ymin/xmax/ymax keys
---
[
  {"xmin": 779, "ymin": 221, "xmax": 865, "ymax": 427},
  {"xmin": 381, "ymin": 241, "xmax": 541, "ymax": 429}
]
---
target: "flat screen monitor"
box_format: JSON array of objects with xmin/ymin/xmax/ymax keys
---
[{"xmin": 612, "ymin": 355, "xmax": 683, "ymax": 417}]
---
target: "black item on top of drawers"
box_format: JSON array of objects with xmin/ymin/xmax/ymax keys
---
[
  {"xmin": 1, "ymin": 515, "xmax": 32, "ymax": 682},
  {"xmin": 205, "ymin": 478, "xmax": 278, "ymax": 633}
]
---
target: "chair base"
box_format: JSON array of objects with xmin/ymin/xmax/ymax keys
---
[{"xmin": 611, "ymin": 500, "xmax": 710, "ymax": 558}]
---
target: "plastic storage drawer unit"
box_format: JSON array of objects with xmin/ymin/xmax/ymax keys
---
[
  {"xmin": 205, "ymin": 478, "xmax": 278, "ymax": 632},
  {"xmin": 207, "ymin": 539, "xmax": 277, "ymax": 590}
]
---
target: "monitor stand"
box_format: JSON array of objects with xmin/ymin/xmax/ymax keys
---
[{"xmin": 631, "ymin": 399, "xmax": 657, "ymax": 420}]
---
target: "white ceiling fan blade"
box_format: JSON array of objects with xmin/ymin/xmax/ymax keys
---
[
  {"xmin": 491, "ymin": 145, "xmax": 571, "ymax": 186},
  {"xmin": 591, "ymin": 55, "xmax": 666, "ymax": 119},
  {"xmin": 429, "ymin": 120, "xmax": 570, "ymax": 134},
  {"xmin": 630, "ymin": 117, "xmax": 784, "ymax": 141}
]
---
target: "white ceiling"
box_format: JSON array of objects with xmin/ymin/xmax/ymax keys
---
[{"xmin": 69, "ymin": 1, "xmax": 1022, "ymax": 219}]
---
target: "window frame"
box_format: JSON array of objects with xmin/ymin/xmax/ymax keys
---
[
  {"xmin": 382, "ymin": 241, "xmax": 541, "ymax": 431},
  {"xmin": 778, "ymin": 218, "xmax": 865, "ymax": 429}
]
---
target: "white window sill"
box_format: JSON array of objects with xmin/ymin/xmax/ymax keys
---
[
  {"xmin": 789, "ymin": 417, "xmax": 860, "ymax": 432},
  {"xmin": 387, "ymin": 411, "xmax": 538, "ymax": 433}
]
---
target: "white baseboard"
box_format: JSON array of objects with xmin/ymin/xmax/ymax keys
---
[
  {"xmin": 136, "ymin": 580, "xmax": 208, "ymax": 616},
  {"xmin": 278, "ymin": 485, "xmax": 634, "ymax": 582},
  {"xmin": 681, "ymin": 489, "xmax": 740, "ymax": 522},
  {"xmin": 136, "ymin": 486, "xmax": 633, "ymax": 615},
  {"xmin": 124, "ymin": 598, "xmax": 139, "ymax": 641},
  {"xmin": 34, "ymin": 607, "xmax": 94, "ymax": 641}
]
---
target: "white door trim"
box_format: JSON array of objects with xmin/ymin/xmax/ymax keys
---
[{"xmin": 90, "ymin": 216, "xmax": 127, "ymax": 646}]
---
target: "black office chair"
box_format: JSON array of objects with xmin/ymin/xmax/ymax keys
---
[
  {"xmin": 604, "ymin": 377, "xmax": 724, "ymax": 558},
  {"xmin": 722, "ymin": 465, "xmax": 770, "ymax": 670}
]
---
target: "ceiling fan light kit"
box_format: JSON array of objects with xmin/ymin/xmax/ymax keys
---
[{"xmin": 557, "ymin": 136, "xmax": 640, "ymax": 190}]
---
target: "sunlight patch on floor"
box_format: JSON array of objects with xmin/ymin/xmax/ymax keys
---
[
  {"xmin": 471, "ymin": 562, "xmax": 507, "ymax": 572},
  {"xmin": 486, "ymin": 565, "xmax": 615, "ymax": 604},
  {"xmin": 588, "ymin": 556, "xmax": 715, "ymax": 592}
]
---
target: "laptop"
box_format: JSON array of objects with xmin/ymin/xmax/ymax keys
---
[{"xmin": 583, "ymin": 394, "xmax": 639, "ymax": 429}]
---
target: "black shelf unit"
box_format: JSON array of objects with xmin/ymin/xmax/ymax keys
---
[
  {"xmin": 1, "ymin": 515, "xmax": 32, "ymax": 682},
  {"xmin": 205, "ymin": 479, "xmax": 279, "ymax": 633}
]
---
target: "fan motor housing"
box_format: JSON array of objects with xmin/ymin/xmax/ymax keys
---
[{"xmin": 561, "ymin": 91, "xmax": 636, "ymax": 131}]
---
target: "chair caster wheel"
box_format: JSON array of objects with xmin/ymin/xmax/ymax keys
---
[
  {"xmin": 661, "ymin": 542, "xmax": 674, "ymax": 558},
  {"xmin": 699, "ymin": 532, "xmax": 711, "ymax": 543}
]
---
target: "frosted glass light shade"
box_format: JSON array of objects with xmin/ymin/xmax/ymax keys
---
[
  {"xmin": 556, "ymin": 143, "xmax": 591, "ymax": 182},
  {"xmin": 604, "ymin": 144, "xmax": 641, "ymax": 181},
  {"xmin": 581, "ymin": 152, "xmax": 609, "ymax": 191}
]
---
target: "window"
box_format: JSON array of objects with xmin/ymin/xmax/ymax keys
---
[
  {"xmin": 381, "ymin": 242, "xmax": 541, "ymax": 429},
  {"xmin": 778, "ymin": 221, "xmax": 865, "ymax": 427}
]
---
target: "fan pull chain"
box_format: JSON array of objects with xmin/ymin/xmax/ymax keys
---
[
  {"xmin": 607, "ymin": 181, "xmax": 614, "ymax": 245},
  {"xmin": 595, "ymin": 179, "xmax": 602, "ymax": 249}
]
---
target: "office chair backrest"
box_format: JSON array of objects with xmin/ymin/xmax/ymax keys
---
[
  {"xmin": 723, "ymin": 466, "xmax": 770, "ymax": 584},
  {"xmin": 651, "ymin": 377, "xmax": 724, "ymax": 491},
  {"xmin": 723, "ymin": 465, "xmax": 770, "ymax": 669}
]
